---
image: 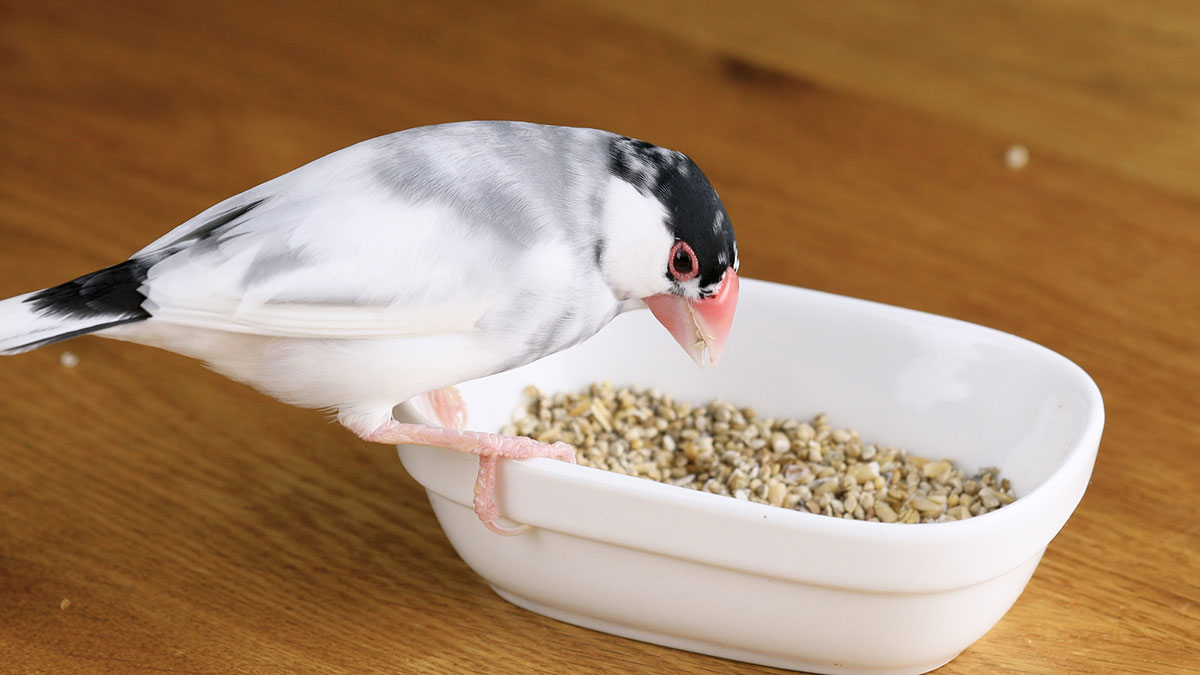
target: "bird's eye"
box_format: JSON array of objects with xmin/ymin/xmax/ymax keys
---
[{"xmin": 668, "ymin": 241, "xmax": 698, "ymax": 282}]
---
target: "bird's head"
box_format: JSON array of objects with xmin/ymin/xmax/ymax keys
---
[{"xmin": 600, "ymin": 135, "xmax": 739, "ymax": 366}]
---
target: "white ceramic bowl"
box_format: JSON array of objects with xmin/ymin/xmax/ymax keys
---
[{"xmin": 395, "ymin": 278, "xmax": 1104, "ymax": 674}]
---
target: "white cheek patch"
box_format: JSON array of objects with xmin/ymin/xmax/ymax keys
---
[{"xmin": 599, "ymin": 176, "xmax": 674, "ymax": 299}]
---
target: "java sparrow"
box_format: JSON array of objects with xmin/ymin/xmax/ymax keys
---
[{"xmin": 0, "ymin": 121, "xmax": 740, "ymax": 534}]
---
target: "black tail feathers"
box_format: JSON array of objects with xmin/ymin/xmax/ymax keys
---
[
  {"xmin": 1, "ymin": 258, "xmax": 154, "ymax": 354},
  {"xmin": 26, "ymin": 258, "xmax": 154, "ymax": 321}
]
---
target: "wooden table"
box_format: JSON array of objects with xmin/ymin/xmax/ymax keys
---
[{"xmin": 2, "ymin": 1, "xmax": 1196, "ymax": 672}]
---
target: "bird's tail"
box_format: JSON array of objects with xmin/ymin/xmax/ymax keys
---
[{"xmin": 0, "ymin": 259, "xmax": 153, "ymax": 355}]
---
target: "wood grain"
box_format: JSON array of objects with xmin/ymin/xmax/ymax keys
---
[{"xmin": 1, "ymin": 0, "xmax": 1197, "ymax": 672}]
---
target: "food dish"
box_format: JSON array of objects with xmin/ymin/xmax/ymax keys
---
[{"xmin": 396, "ymin": 278, "xmax": 1104, "ymax": 674}]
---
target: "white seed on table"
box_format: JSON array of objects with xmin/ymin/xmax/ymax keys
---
[{"xmin": 1005, "ymin": 144, "xmax": 1030, "ymax": 170}]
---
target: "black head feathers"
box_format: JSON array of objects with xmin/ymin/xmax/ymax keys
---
[{"xmin": 608, "ymin": 136, "xmax": 737, "ymax": 293}]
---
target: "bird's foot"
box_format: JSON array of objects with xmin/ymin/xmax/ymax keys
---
[{"xmin": 364, "ymin": 421, "xmax": 575, "ymax": 536}]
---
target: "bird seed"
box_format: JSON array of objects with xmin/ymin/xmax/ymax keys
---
[
  {"xmin": 1005, "ymin": 144, "xmax": 1030, "ymax": 170},
  {"xmin": 501, "ymin": 382, "xmax": 1016, "ymax": 523}
]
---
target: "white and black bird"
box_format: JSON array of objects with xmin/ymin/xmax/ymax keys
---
[{"xmin": 0, "ymin": 121, "xmax": 739, "ymax": 534}]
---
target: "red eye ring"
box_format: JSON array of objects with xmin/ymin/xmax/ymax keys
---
[{"xmin": 668, "ymin": 240, "xmax": 699, "ymax": 282}]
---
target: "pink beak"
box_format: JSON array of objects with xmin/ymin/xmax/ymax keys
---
[{"xmin": 644, "ymin": 267, "xmax": 739, "ymax": 367}]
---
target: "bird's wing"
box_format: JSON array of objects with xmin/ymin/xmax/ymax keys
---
[
  {"xmin": 133, "ymin": 123, "xmax": 609, "ymax": 340},
  {"xmin": 135, "ymin": 145, "xmax": 514, "ymax": 339}
]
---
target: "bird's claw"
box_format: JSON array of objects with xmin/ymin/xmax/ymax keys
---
[{"xmin": 471, "ymin": 439, "xmax": 575, "ymax": 536}]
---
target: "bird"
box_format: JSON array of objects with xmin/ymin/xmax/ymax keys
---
[{"xmin": 0, "ymin": 120, "xmax": 739, "ymax": 534}]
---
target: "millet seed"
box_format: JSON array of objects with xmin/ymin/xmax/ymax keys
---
[{"xmin": 502, "ymin": 383, "xmax": 1017, "ymax": 524}]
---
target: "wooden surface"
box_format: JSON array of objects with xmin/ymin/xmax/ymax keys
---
[{"xmin": 1, "ymin": 0, "xmax": 1197, "ymax": 672}]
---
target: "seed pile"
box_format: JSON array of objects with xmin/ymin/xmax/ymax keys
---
[{"xmin": 502, "ymin": 382, "xmax": 1016, "ymax": 523}]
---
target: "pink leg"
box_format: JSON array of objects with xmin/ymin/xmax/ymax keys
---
[
  {"xmin": 365, "ymin": 420, "xmax": 575, "ymax": 536},
  {"xmin": 473, "ymin": 456, "xmax": 517, "ymax": 534},
  {"xmin": 409, "ymin": 386, "xmax": 468, "ymax": 431}
]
